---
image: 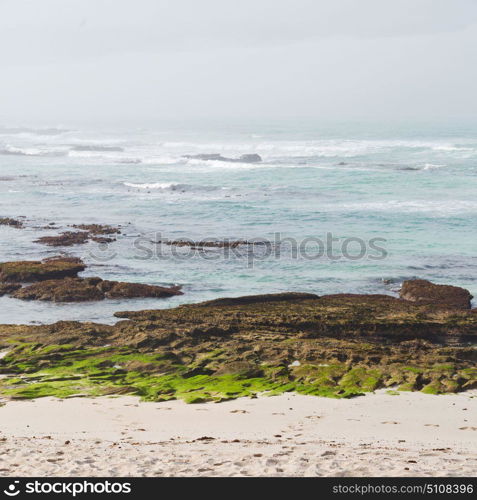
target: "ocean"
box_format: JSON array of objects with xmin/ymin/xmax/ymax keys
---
[{"xmin": 0, "ymin": 120, "xmax": 476, "ymax": 324}]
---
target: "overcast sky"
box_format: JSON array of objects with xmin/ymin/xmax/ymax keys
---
[{"xmin": 1, "ymin": 0, "xmax": 476, "ymax": 126}]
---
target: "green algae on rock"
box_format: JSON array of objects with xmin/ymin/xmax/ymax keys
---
[
  {"xmin": 0, "ymin": 257, "xmax": 86, "ymax": 282},
  {"xmin": 0, "ymin": 290, "xmax": 475, "ymax": 402}
]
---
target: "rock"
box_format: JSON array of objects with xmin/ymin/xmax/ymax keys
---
[
  {"xmin": 238, "ymin": 154, "xmax": 262, "ymax": 163},
  {"xmin": 71, "ymin": 224, "xmax": 121, "ymax": 235},
  {"xmin": 183, "ymin": 153, "xmax": 262, "ymax": 164},
  {"xmin": 35, "ymin": 231, "xmax": 90, "ymax": 247},
  {"xmin": 0, "ymin": 283, "xmax": 22, "ymax": 296},
  {"xmin": 11, "ymin": 277, "xmax": 183, "ymax": 302},
  {"xmin": 35, "ymin": 224, "xmax": 120, "ymax": 247},
  {"xmin": 1, "ymin": 287, "xmax": 476, "ymax": 401},
  {"xmin": 0, "ymin": 257, "xmax": 85, "ymax": 282},
  {"xmin": 162, "ymin": 239, "xmax": 255, "ymax": 248},
  {"xmin": 12, "ymin": 278, "xmax": 104, "ymax": 302},
  {"xmin": 98, "ymin": 280, "xmax": 183, "ymax": 299},
  {"xmin": 197, "ymin": 292, "xmax": 320, "ymax": 307},
  {"xmin": 400, "ymin": 279, "xmax": 473, "ymax": 309},
  {"xmin": 0, "ymin": 217, "xmax": 23, "ymax": 228}
]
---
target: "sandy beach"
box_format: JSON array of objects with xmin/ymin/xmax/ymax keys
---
[{"xmin": 0, "ymin": 390, "xmax": 475, "ymax": 477}]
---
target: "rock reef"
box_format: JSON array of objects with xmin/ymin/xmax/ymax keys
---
[
  {"xmin": 35, "ymin": 224, "xmax": 120, "ymax": 247},
  {"xmin": 0, "ymin": 257, "xmax": 85, "ymax": 282},
  {"xmin": 0, "ymin": 256, "xmax": 182, "ymax": 302},
  {"xmin": 0, "ymin": 285, "xmax": 475, "ymax": 402},
  {"xmin": 12, "ymin": 277, "xmax": 183, "ymax": 302}
]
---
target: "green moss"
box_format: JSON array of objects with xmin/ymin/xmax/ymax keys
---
[
  {"xmin": 421, "ymin": 381, "xmax": 442, "ymax": 394},
  {"xmin": 339, "ymin": 367, "xmax": 382, "ymax": 393},
  {"xmin": 398, "ymin": 382, "xmax": 416, "ymax": 391},
  {"xmin": 0, "ymin": 338, "xmax": 471, "ymax": 403}
]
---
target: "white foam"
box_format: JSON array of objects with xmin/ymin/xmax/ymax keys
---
[{"xmin": 124, "ymin": 182, "xmax": 177, "ymax": 190}]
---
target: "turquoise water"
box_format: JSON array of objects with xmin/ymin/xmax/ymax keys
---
[{"xmin": 0, "ymin": 121, "xmax": 476, "ymax": 323}]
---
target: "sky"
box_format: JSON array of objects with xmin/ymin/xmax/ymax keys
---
[{"xmin": 0, "ymin": 0, "xmax": 476, "ymax": 126}]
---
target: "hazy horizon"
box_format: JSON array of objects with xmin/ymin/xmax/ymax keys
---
[{"xmin": 1, "ymin": 0, "xmax": 477, "ymax": 126}]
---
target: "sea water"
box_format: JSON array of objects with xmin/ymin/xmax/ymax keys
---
[{"xmin": 0, "ymin": 120, "xmax": 475, "ymax": 323}]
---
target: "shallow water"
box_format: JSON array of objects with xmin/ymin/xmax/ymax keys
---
[{"xmin": 1, "ymin": 121, "xmax": 476, "ymax": 323}]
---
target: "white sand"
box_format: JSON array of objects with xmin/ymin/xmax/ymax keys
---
[{"xmin": 0, "ymin": 390, "xmax": 476, "ymax": 477}]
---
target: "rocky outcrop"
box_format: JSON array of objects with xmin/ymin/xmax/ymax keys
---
[
  {"xmin": 0, "ymin": 287, "xmax": 476, "ymax": 402},
  {"xmin": 183, "ymin": 153, "xmax": 262, "ymax": 163},
  {"xmin": 161, "ymin": 239, "xmax": 264, "ymax": 248},
  {"xmin": 400, "ymin": 279, "xmax": 473, "ymax": 310},
  {"xmin": 0, "ymin": 283, "xmax": 21, "ymax": 296},
  {"xmin": 0, "ymin": 217, "xmax": 24, "ymax": 228},
  {"xmin": 11, "ymin": 277, "xmax": 183, "ymax": 302},
  {"xmin": 197, "ymin": 292, "xmax": 320, "ymax": 307},
  {"xmin": 0, "ymin": 257, "xmax": 86, "ymax": 283},
  {"xmin": 71, "ymin": 224, "xmax": 121, "ymax": 235},
  {"xmin": 35, "ymin": 224, "xmax": 120, "ymax": 247},
  {"xmin": 35, "ymin": 231, "xmax": 90, "ymax": 247}
]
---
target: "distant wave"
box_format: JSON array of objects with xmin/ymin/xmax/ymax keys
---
[
  {"xmin": 336, "ymin": 200, "xmax": 477, "ymax": 215},
  {"xmin": 70, "ymin": 145, "xmax": 124, "ymax": 152},
  {"xmin": 164, "ymin": 139, "xmax": 477, "ymax": 160},
  {"xmin": 123, "ymin": 181, "xmax": 222, "ymax": 192},
  {"xmin": 0, "ymin": 145, "xmax": 67, "ymax": 157},
  {"xmin": 422, "ymin": 163, "xmax": 447, "ymax": 170}
]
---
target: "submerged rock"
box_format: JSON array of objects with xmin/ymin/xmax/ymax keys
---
[
  {"xmin": 400, "ymin": 279, "xmax": 473, "ymax": 310},
  {"xmin": 11, "ymin": 277, "xmax": 183, "ymax": 302},
  {"xmin": 161, "ymin": 239, "xmax": 260, "ymax": 248},
  {"xmin": 71, "ymin": 224, "xmax": 121, "ymax": 235},
  {"xmin": 183, "ymin": 153, "xmax": 262, "ymax": 163},
  {"xmin": 0, "ymin": 257, "xmax": 85, "ymax": 283},
  {"xmin": 35, "ymin": 224, "xmax": 120, "ymax": 247},
  {"xmin": 0, "ymin": 217, "xmax": 24, "ymax": 228},
  {"xmin": 35, "ymin": 231, "xmax": 90, "ymax": 247}
]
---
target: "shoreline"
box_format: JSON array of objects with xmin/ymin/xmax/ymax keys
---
[{"xmin": 0, "ymin": 390, "xmax": 476, "ymax": 477}]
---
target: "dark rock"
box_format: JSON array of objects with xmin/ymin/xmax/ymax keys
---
[
  {"xmin": 35, "ymin": 231, "xmax": 90, "ymax": 247},
  {"xmin": 0, "ymin": 257, "xmax": 85, "ymax": 283},
  {"xmin": 98, "ymin": 280, "xmax": 183, "ymax": 299},
  {"xmin": 0, "ymin": 283, "xmax": 22, "ymax": 296},
  {"xmin": 184, "ymin": 153, "xmax": 224, "ymax": 161},
  {"xmin": 90, "ymin": 236, "xmax": 116, "ymax": 244},
  {"xmin": 11, "ymin": 277, "xmax": 183, "ymax": 302},
  {"xmin": 238, "ymin": 154, "xmax": 262, "ymax": 163},
  {"xmin": 400, "ymin": 279, "xmax": 473, "ymax": 309},
  {"xmin": 162, "ymin": 239, "xmax": 255, "ymax": 248},
  {"xmin": 183, "ymin": 153, "xmax": 262, "ymax": 163},
  {"xmin": 197, "ymin": 292, "xmax": 320, "ymax": 307},
  {"xmin": 0, "ymin": 218, "xmax": 24, "ymax": 228},
  {"xmin": 12, "ymin": 278, "xmax": 105, "ymax": 302},
  {"xmin": 71, "ymin": 224, "xmax": 121, "ymax": 235},
  {"xmin": 35, "ymin": 224, "xmax": 120, "ymax": 247}
]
